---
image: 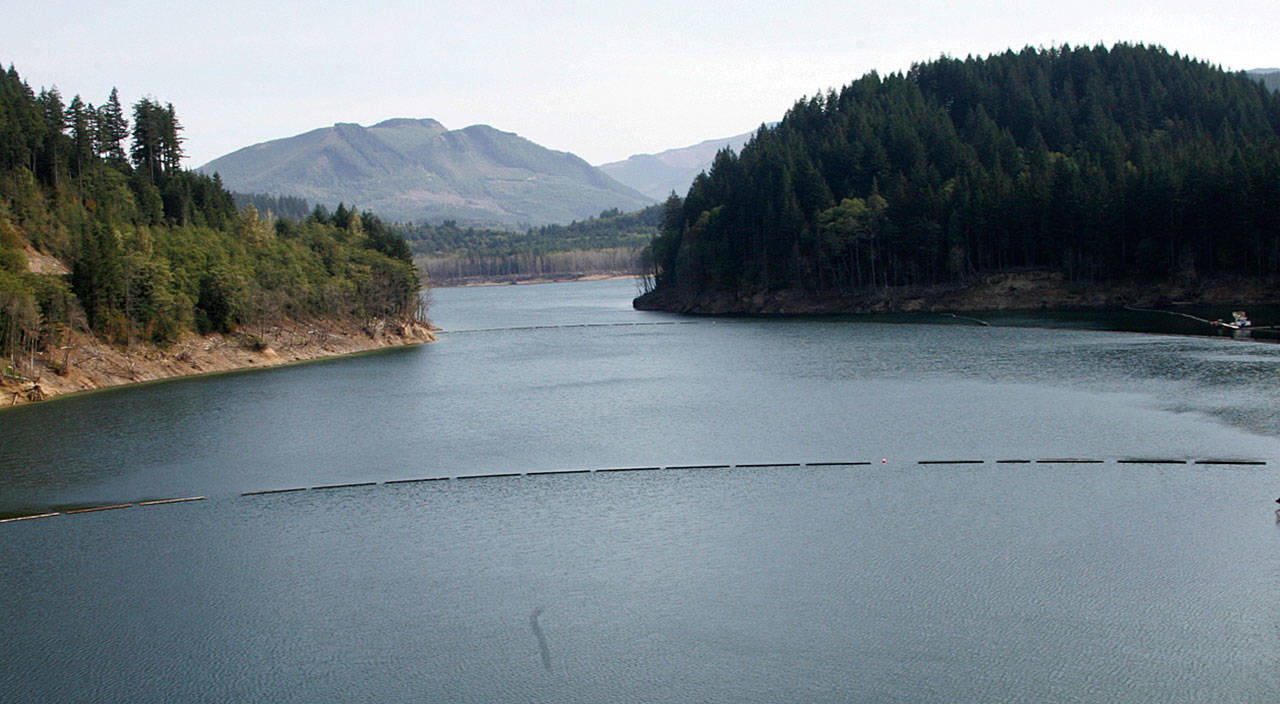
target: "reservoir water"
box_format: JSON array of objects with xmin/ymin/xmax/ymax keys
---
[{"xmin": 2, "ymin": 278, "xmax": 1278, "ymax": 702}]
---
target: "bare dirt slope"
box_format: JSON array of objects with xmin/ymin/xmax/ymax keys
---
[{"xmin": 3, "ymin": 318, "xmax": 436, "ymax": 408}]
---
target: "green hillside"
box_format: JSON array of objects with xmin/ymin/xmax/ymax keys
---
[
  {"xmin": 0, "ymin": 65, "xmax": 420, "ymax": 376},
  {"xmin": 639, "ymin": 44, "xmax": 1280, "ymax": 310}
]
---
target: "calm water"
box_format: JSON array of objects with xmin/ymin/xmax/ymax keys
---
[{"xmin": 2, "ymin": 279, "xmax": 1279, "ymax": 702}]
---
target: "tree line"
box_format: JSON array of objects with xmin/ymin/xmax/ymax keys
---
[
  {"xmin": 1, "ymin": 65, "xmax": 420, "ymax": 375},
  {"xmin": 399, "ymin": 206, "xmax": 659, "ymax": 284},
  {"xmin": 643, "ymin": 44, "xmax": 1280, "ymax": 300},
  {"xmin": 232, "ymin": 191, "xmax": 313, "ymax": 221},
  {"xmin": 420, "ymin": 247, "xmax": 642, "ymax": 284},
  {"xmin": 223, "ymin": 197, "xmax": 661, "ymax": 285}
]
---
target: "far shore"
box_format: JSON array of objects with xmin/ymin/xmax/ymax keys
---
[{"xmin": 430, "ymin": 272, "xmax": 641, "ymax": 288}]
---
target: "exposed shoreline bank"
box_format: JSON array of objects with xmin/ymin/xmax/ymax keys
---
[
  {"xmin": 3, "ymin": 318, "xmax": 437, "ymax": 409},
  {"xmin": 633, "ymin": 271, "xmax": 1280, "ymax": 316}
]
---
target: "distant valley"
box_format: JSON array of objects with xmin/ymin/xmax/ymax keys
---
[{"xmin": 199, "ymin": 118, "xmax": 653, "ymax": 226}]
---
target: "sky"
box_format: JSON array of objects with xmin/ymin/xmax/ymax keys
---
[{"xmin": 6, "ymin": 0, "xmax": 1279, "ymax": 169}]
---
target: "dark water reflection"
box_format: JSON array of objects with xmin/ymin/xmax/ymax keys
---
[{"xmin": 2, "ymin": 280, "xmax": 1279, "ymax": 702}]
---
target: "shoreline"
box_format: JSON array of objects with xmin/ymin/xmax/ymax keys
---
[
  {"xmin": 3, "ymin": 318, "xmax": 437, "ymax": 409},
  {"xmin": 633, "ymin": 271, "xmax": 1280, "ymax": 315}
]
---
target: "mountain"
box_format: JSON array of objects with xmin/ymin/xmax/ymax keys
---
[
  {"xmin": 636, "ymin": 44, "xmax": 1280, "ymax": 315},
  {"xmin": 199, "ymin": 118, "xmax": 654, "ymax": 225},
  {"xmin": 1249, "ymin": 68, "xmax": 1280, "ymax": 92},
  {"xmin": 598, "ymin": 129, "xmax": 764, "ymax": 201}
]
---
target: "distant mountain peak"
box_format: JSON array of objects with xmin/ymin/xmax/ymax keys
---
[
  {"xmin": 371, "ymin": 117, "xmax": 446, "ymax": 129},
  {"xmin": 199, "ymin": 119, "xmax": 653, "ymax": 225}
]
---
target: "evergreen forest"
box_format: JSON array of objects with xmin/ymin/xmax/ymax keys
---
[
  {"xmin": 0, "ymin": 66, "xmax": 421, "ymax": 374},
  {"xmin": 641, "ymin": 44, "xmax": 1280, "ymax": 304}
]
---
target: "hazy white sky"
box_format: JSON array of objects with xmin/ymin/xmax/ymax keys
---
[{"xmin": 7, "ymin": 0, "xmax": 1278, "ymax": 168}]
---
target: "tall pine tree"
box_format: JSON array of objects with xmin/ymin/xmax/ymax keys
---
[{"xmin": 95, "ymin": 87, "xmax": 128, "ymax": 162}]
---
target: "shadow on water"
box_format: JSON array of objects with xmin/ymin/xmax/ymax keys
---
[{"xmin": 530, "ymin": 606, "xmax": 552, "ymax": 671}]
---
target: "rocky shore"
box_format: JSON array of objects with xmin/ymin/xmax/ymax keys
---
[
  {"xmin": 633, "ymin": 271, "xmax": 1279, "ymax": 315},
  {"xmin": 2, "ymin": 318, "xmax": 436, "ymax": 408}
]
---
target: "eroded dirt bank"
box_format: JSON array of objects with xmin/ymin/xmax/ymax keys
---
[
  {"xmin": 3, "ymin": 318, "xmax": 436, "ymax": 408},
  {"xmin": 634, "ymin": 271, "xmax": 1279, "ymax": 315}
]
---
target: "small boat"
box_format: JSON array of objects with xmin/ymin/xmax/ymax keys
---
[{"xmin": 1212, "ymin": 311, "xmax": 1252, "ymax": 330}]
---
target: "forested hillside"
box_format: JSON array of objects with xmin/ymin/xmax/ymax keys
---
[
  {"xmin": 0, "ymin": 66, "xmax": 421, "ymax": 384},
  {"xmin": 638, "ymin": 44, "xmax": 1280, "ymax": 311}
]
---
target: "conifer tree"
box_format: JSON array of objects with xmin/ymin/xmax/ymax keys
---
[
  {"xmin": 160, "ymin": 102, "xmax": 184, "ymax": 172},
  {"xmin": 66, "ymin": 95, "xmax": 95, "ymax": 181},
  {"xmin": 36, "ymin": 87, "xmax": 67, "ymax": 187},
  {"xmin": 130, "ymin": 97, "xmax": 164, "ymax": 180},
  {"xmin": 95, "ymin": 87, "xmax": 128, "ymax": 162}
]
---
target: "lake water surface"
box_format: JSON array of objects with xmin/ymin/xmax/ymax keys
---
[{"xmin": 2, "ymin": 279, "xmax": 1278, "ymax": 702}]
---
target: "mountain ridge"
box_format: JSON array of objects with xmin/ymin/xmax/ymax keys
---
[
  {"xmin": 1249, "ymin": 68, "xmax": 1280, "ymax": 91},
  {"xmin": 598, "ymin": 128, "xmax": 767, "ymax": 200},
  {"xmin": 199, "ymin": 118, "xmax": 653, "ymax": 225}
]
